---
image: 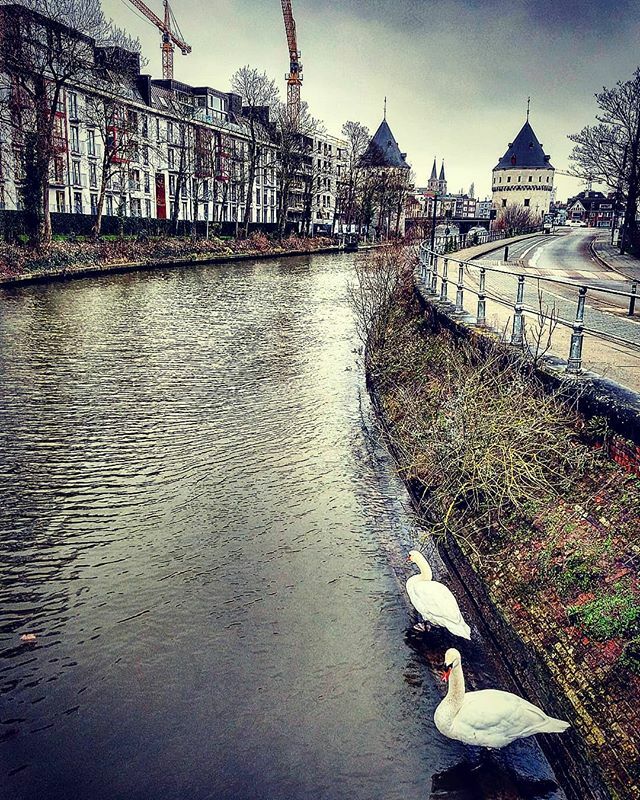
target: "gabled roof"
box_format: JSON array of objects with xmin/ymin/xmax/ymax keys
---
[
  {"xmin": 494, "ymin": 120, "xmax": 553, "ymax": 171},
  {"xmin": 361, "ymin": 118, "xmax": 410, "ymax": 169}
]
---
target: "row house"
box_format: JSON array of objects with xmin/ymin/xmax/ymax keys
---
[
  {"xmin": 0, "ymin": 3, "xmax": 345, "ymax": 233},
  {"xmin": 566, "ymin": 190, "xmax": 616, "ymax": 228}
]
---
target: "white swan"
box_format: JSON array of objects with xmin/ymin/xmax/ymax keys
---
[
  {"xmin": 434, "ymin": 648, "xmax": 571, "ymax": 748},
  {"xmin": 406, "ymin": 551, "xmax": 471, "ymax": 640}
]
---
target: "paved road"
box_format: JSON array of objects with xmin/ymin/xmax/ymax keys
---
[{"xmin": 476, "ymin": 229, "xmax": 640, "ymax": 352}]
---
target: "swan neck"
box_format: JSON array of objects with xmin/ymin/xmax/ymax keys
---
[
  {"xmin": 414, "ymin": 554, "xmax": 433, "ymax": 580},
  {"xmin": 447, "ymin": 664, "xmax": 465, "ymax": 706}
]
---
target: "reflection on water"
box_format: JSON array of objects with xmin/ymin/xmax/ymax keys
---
[{"xmin": 0, "ymin": 254, "xmax": 564, "ymax": 800}]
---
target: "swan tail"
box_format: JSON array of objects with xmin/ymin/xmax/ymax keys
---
[
  {"xmin": 447, "ymin": 620, "xmax": 471, "ymax": 640},
  {"xmin": 540, "ymin": 716, "xmax": 570, "ymax": 734}
]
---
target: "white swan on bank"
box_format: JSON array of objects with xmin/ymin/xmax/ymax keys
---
[
  {"xmin": 406, "ymin": 550, "xmax": 471, "ymax": 640},
  {"xmin": 434, "ymin": 648, "xmax": 571, "ymax": 748}
]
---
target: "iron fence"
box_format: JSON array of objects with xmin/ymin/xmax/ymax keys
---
[
  {"xmin": 417, "ymin": 240, "xmax": 640, "ymax": 375},
  {"xmin": 432, "ymin": 226, "xmax": 542, "ymax": 255}
]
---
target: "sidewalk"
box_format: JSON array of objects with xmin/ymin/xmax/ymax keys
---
[{"xmin": 591, "ymin": 231, "xmax": 640, "ymax": 282}]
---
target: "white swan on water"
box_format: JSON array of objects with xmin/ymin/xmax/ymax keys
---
[
  {"xmin": 406, "ymin": 550, "xmax": 471, "ymax": 640},
  {"xmin": 434, "ymin": 648, "xmax": 571, "ymax": 748}
]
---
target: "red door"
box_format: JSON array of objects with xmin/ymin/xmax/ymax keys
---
[{"xmin": 155, "ymin": 173, "xmax": 167, "ymax": 219}]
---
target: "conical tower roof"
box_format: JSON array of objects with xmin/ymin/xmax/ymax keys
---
[
  {"xmin": 439, "ymin": 161, "xmax": 446, "ymax": 181},
  {"xmin": 494, "ymin": 120, "xmax": 554, "ymax": 170},
  {"xmin": 361, "ymin": 118, "xmax": 410, "ymax": 169},
  {"xmin": 430, "ymin": 158, "xmax": 437, "ymax": 180}
]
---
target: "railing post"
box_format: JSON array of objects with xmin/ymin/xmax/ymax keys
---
[
  {"xmin": 504, "ymin": 245, "xmax": 509, "ymax": 262},
  {"xmin": 567, "ymin": 287, "xmax": 587, "ymax": 374},
  {"xmin": 511, "ymin": 275, "xmax": 525, "ymax": 345},
  {"xmin": 440, "ymin": 258, "xmax": 448, "ymax": 302},
  {"xmin": 424, "ymin": 247, "xmax": 433, "ymax": 290},
  {"xmin": 455, "ymin": 260, "xmax": 465, "ymax": 312},
  {"xmin": 629, "ymin": 281, "xmax": 637, "ymax": 316},
  {"xmin": 477, "ymin": 267, "xmax": 486, "ymax": 326},
  {"xmin": 431, "ymin": 254, "xmax": 439, "ymax": 294}
]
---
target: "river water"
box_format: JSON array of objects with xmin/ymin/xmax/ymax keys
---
[{"xmin": 0, "ymin": 253, "xmax": 566, "ymax": 800}]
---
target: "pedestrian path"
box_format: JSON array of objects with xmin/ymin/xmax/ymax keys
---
[{"xmin": 592, "ymin": 233, "xmax": 640, "ymax": 282}]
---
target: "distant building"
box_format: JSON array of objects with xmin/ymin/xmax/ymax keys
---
[
  {"xmin": 492, "ymin": 119, "xmax": 554, "ymax": 219},
  {"xmin": 427, "ymin": 158, "xmax": 447, "ymax": 194},
  {"xmin": 566, "ymin": 191, "xmax": 616, "ymax": 227},
  {"xmin": 360, "ymin": 116, "xmax": 411, "ymax": 237},
  {"xmin": 476, "ymin": 198, "xmax": 492, "ymax": 218}
]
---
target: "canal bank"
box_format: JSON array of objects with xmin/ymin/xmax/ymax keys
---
[
  {"xmin": 0, "ymin": 249, "xmax": 574, "ymax": 800},
  {"xmin": 357, "ymin": 246, "xmax": 639, "ymax": 800}
]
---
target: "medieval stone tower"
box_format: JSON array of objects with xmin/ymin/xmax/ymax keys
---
[{"xmin": 492, "ymin": 119, "xmax": 554, "ymax": 219}]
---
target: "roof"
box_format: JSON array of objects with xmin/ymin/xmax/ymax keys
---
[
  {"xmin": 439, "ymin": 161, "xmax": 445, "ymax": 181},
  {"xmin": 494, "ymin": 120, "xmax": 554, "ymax": 171},
  {"xmin": 361, "ymin": 118, "xmax": 410, "ymax": 169},
  {"xmin": 430, "ymin": 158, "xmax": 437, "ymax": 180}
]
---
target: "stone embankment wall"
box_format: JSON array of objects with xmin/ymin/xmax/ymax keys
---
[{"xmin": 368, "ymin": 237, "xmax": 640, "ymax": 799}]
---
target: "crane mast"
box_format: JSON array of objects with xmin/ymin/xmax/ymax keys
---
[
  {"xmin": 124, "ymin": 0, "xmax": 191, "ymax": 80},
  {"xmin": 280, "ymin": 0, "xmax": 302, "ymax": 123}
]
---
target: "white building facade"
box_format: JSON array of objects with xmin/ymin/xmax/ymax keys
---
[{"xmin": 491, "ymin": 120, "xmax": 554, "ymax": 220}]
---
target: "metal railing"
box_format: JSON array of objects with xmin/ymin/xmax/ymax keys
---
[
  {"xmin": 432, "ymin": 226, "xmax": 543, "ymax": 256},
  {"xmin": 417, "ymin": 241, "xmax": 640, "ymax": 375}
]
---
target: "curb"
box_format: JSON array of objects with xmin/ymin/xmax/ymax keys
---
[{"xmin": 589, "ymin": 237, "xmax": 639, "ymax": 283}]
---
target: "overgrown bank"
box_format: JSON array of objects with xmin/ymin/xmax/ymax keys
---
[
  {"xmin": 0, "ymin": 232, "xmax": 336, "ymax": 285},
  {"xmin": 354, "ymin": 246, "xmax": 640, "ymax": 800}
]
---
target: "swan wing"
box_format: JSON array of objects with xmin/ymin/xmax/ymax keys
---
[
  {"xmin": 406, "ymin": 577, "xmax": 470, "ymax": 637},
  {"xmin": 453, "ymin": 690, "xmax": 562, "ymax": 748}
]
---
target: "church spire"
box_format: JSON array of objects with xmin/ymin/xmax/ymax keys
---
[
  {"xmin": 430, "ymin": 157, "xmax": 437, "ymax": 180},
  {"xmin": 439, "ymin": 160, "xmax": 446, "ymax": 181}
]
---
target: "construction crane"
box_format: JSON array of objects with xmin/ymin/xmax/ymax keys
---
[
  {"xmin": 556, "ymin": 170, "xmax": 593, "ymax": 192},
  {"xmin": 124, "ymin": 0, "xmax": 191, "ymax": 80},
  {"xmin": 280, "ymin": 0, "xmax": 302, "ymax": 123}
]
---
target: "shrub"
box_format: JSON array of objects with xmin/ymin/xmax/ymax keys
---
[{"xmin": 568, "ymin": 584, "xmax": 640, "ymax": 640}]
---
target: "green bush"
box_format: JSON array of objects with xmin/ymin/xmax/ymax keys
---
[
  {"xmin": 568, "ymin": 584, "xmax": 640, "ymax": 640},
  {"xmin": 555, "ymin": 553, "xmax": 600, "ymax": 593}
]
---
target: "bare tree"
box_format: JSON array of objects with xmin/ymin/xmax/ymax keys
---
[
  {"xmin": 230, "ymin": 66, "xmax": 279, "ymax": 237},
  {"xmin": 569, "ymin": 67, "xmax": 640, "ymax": 254},
  {"xmin": 336, "ymin": 120, "xmax": 370, "ymax": 232},
  {"xmin": 493, "ymin": 204, "xmax": 536, "ymax": 232},
  {"xmin": 0, "ymin": 0, "xmax": 140, "ymax": 245}
]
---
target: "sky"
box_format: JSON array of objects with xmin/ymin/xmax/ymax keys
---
[{"xmin": 102, "ymin": 0, "xmax": 640, "ymax": 201}]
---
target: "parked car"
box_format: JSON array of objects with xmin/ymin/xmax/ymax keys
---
[{"xmin": 566, "ymin": 220, "xmax": 588, "ymax": 227}]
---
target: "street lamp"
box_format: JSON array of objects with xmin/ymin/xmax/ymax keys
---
[{"xmin": 429, "ymin": 192, "xmax": 438, "ymax": 261}]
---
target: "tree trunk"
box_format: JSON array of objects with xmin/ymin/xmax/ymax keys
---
[{"xmin": 242, "ymin": 157, "xmax": 256, "ymax": 238}]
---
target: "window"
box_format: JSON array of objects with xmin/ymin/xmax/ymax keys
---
[
  {"xmin": 145, "ymin": 198, "xmax": 151, "ymax": 217},
  {"xmin": 524, "ymin": 198, "xmax": 530, "ymax": 207},
  {"xmin": 70, "ymin": 126, "xmax": 80, "ymax": 153},
  {"xmin": 141, "ymin": 116, "xmax": 148, "ymax": 138},
  {"xmin": 106, "ymin": 195, "xmax": 113, "ymax": 215},
  {"xmin": 156, "ymin": 118, "xmax": 161, "ymax": 140},
  {"xmin": 167, "ymin": 122, "xmax": 174, "ymax": 143},
  {"xmin": 90, "ymin": 193, "xmax": 97, "ymax": 214},
  {"xmin": 498, "ymin": 176, "xmax": 502, "ymax": 183},
  {"xmin": 507, "ymin": 176, "xmax": 511, "ymax": 183},
  {"xmin": 143, "ymin": 145, "xmax": 149, "ymax": 165},
  {"xmin": 89, "ymin": 162, "xmax": 97, "ymax": 188},
  {"xmin": 72, "ymin": 160, "xmax": 81, "ymax": 185},
  {"xmin": 169, "ymin": 174, "xmax": 176, "ymax": 194},
  {"xmin": 168, "ymin": 148, "xmax": 175, "ymax": 169},
  {"xmin": 528, "ymin": 175, "xmax": 533, "ymax": 182},
  {"xmin": 539, "ymin": 176, "xmax": 542, "ymax": 182},
  {"xmin": 118, "ymin": 196, "xmax": 126, "ymax": 216},
  {"xmin": 131, "ymin": 198, "xmax": 141, "ymax": 217},
  {"xmin": 144, "ymin": 172, "xmax": 150, "ymax": 193},
  {"xmin": 56, "ymin": 190, "xmax": 65, "ymax": 213},
  {"xmin": 73, "ymin": 191, "xmax": 82, "ymax": 214},
  {"xmin": 87, "ymin": 129, "xmax": 96, "ymax": 157},
  {"xmin": 52, "ymin": 157, "xmax": 65, "ymax": 184},
  {"xmin": 67, "ymin": 91, "xmax": 78, "ymax": 118},
  {"xmin": 130, "ymin": 169, "xmax": 140, "ymax": 191},
  {"xmin": 502, "ymin": 199, "xmax": 507, "ymax": 207},
  {"xmin": 182, "ymin": 201, "xmax": 187, "ymax": 219},
  {"xmin": 518, "ymin": 175, "xmax": 521, "ymax": 183}
]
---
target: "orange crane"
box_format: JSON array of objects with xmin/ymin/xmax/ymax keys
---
[
  {"xmin": 280, "ymin": 0, "xmax": 302, "ymax": 122},
  {"xmin": 124, "ymin": 0, "xmax": 191, "ymax": 80}
]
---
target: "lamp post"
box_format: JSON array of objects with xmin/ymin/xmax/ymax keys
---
[{"xmin": 429, "ymin": 192, "xmax": 438, "ymax": 263}]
